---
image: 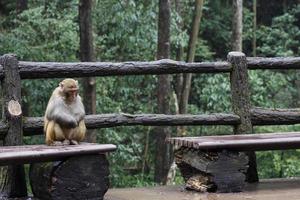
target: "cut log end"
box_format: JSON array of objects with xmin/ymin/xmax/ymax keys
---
[
  {"xmin": 8, "ymin": 100, "xmax": 22, "ymax": 117},
  {"xmin": 228, "ymin": 51, "xmax": 245, "ymax": 57}
]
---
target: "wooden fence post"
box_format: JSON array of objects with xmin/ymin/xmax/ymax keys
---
[
  {"xmin": 228, "ymin": 51, "xmax": 259, "ymax": 183},
  {"xmin": 0, "ymin": 54, "xmax": 27, "ymax": 197}
]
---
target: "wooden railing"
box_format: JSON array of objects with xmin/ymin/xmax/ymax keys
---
[
  {"xmin": 1, "ymin": 53, "xmax": 300, "ymax": 140},
  {"xmin": 1, "ymin": 52, "xmax": 300, "ymax": 196}
]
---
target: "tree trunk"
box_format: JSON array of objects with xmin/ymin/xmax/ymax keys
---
[
  {"xmin": 174, "ymin": 0, "xmax": 184, "ymax": 109},
  {"xmin": 16, "ymin": 0, "xmax": 28, "ymax": 13},
  {"xmin": 179, "ymin": 0, "xmax": 204, "ymax": 133},
  {"xmin": 231, "ymin": 0, "xmax": 243, "ymax": 51},
  {"xmin": 252, "ymin": 0, "xmax": 257, "ymax": 56},
  {"xmin": 154, "ymin": 0, "xmax": 172, "ymax": 185},
  {"xmin": 79, "ymin": 0, "xmax": 97, "ymax": 142}
]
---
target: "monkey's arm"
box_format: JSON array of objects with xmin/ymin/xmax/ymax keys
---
[
  {"xmin": 46, "ymin": 98, "xmax": 77, "ymax": 129},
  {"xmin": 73, "ymin": 96, "xmax": 86, "ymax": 123}
]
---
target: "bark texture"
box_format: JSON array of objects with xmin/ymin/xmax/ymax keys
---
[
  {"xmin": 154, "ymin": 0, "xmax": 172, "ymax": 185},
  {"xmin": 175, "ymin": 148, "xmax": 248, "ymax": 193},
  {"xmin": 2, "ymin": 108, "xmax": 300, "ymax": 137},
  {"xmin": 79, "ymin": 0, "xmax": 97, "ymax": 143},
  {"xmin": 180, "ymin": 0, "xmax": 204, "ymax": 116},
  {"xmin": 232, "ymin": 0, "xmax": 243, "ymax": 51},
  {"xmin": 228, "ymin": 52, "xmax": 258, "ymax": 183},
  {"xmin": 30, "ymin": 154, "xmax": 110, "ymax": 200},
  {"xmin": 0, "ymin": 54, "xmax": 27, "ymax": 198}
]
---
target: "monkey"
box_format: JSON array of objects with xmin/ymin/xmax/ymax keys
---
[{"xmin": 44, "ymin": 78, "xmax": 86, "ymax": 145}]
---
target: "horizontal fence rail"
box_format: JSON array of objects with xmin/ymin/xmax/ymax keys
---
[
  {"xmin": 0, "ymin": 108, "xmax": 299, "ymax": 138},
  {"xmin": 17, "ymin": 60, "xmax": 231, "ymax": 79},
  {"xmin": 0, "ymin": 57, "xmax": 299, "ymax": 79},
  {"xmin": 247, "ymin": 57, "xmax": 300, "ymax": 70}
]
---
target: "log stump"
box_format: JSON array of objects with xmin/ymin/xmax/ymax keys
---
[
  {"xmin": 175, "ymin": 147, "xmax": 248, "ymax": 193},
  {"xmin": 29, "ymin": 154, "xmax": 109, "ymax": 200}
]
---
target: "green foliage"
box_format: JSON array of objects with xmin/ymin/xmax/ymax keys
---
[
  {"xmin": 93, "ymin": 0, "xmax": 157, "ymax": 61},
  {"xmin": 1, "ymin": 0, "xmax": 300, "ymax": 188},
  {"xmin": 256, "ymin": 12, "xmax": 300, "ymax": 57},
  {"xmin": 0, "ymin": 2, "xmax": 79, "ymax": 61}
]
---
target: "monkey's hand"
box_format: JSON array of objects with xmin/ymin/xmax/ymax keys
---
[{"xmin": 55, "ymin": 115, "xmax": 78, "ymax": 129}]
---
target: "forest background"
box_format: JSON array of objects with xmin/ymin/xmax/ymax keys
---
[{"xmin": 1, "ymin": 0, "xmax": 300, "ymax": 188}]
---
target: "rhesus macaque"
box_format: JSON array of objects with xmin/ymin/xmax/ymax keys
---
[{"xmin": 44, "ymin": 78, "xmax": 86, "ymax": 145}]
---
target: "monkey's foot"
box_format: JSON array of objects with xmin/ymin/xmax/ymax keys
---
[
  {"xmin": 52, "ymin": 141, "xmax": 63, "ymax": 146},
  {"xmin": 70, "ymin": 140, "xmax": 79, "ymax": 145},
  {"xmin": 63, "ymin": 139, "xmax": 71, "ymax": 145}
]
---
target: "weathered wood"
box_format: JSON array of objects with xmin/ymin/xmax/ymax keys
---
[
  {"xmin": 168, "ymin": 132, "xmax": 300, "ymax": 151},
  {"xmin": 18, "ymin": 113, "xmax": 240, "ymax": 136},
  {"xmin": 247, "ymin": 57, "xmax": 300, "ymax": 69},
  {"xmin": 251, "ymin": 107, "xmax": 300, "ymax": 125},
  {"xmin": 0, "ymin": 143, "xmax": 116, "ymax": 166},
  {"xmin": 0, "ymin": 57, "xmax": 299, "ymax": 80},
  {"xmin": 175, "ymin": 147, "xmax": 248, "ymax": 193},
  {"xmin": 30, "ymin": 154, "xmax": 110, "ymax": 200},
  {"xmin": 0, "ymin": 54, "xmax": 27, "ymax": 197},
  {"xmin": 228, "ymin": 52, "xmax": 258, "ymax": 183},
  {"xmin": 229, "ymin": 52, "xmax": 252, "ymax": 134},
  {"xmin": 0, "ymin": 107, "xmax": 299, "ymax": 137},
  {"xmin": 7, "ymin": 100, "xmax": 22, "ymax": 117},
  {"xmin": 16, "ymin": 60, "xmax": 231, "ymax": 79}
]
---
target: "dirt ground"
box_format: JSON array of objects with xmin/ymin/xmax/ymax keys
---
[{"xmin": 105, "ymin": 178, "xmax": 300, "ymax": 200}]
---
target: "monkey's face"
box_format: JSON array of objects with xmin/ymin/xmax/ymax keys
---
[
  {"xmin": 65, "ymin": 90, "xmax": 78, "ymax": 102},
  {"xmin": 60, "ymin": 79, "xmax": 79, "ymax": 102}
]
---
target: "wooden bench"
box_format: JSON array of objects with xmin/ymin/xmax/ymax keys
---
[
  {"xmin": 0, "ymin": 143, "xmax": 116, "ymax": 200},
  {"xmin": 168, "ymin": 132, "xmax": 300, "ymax": 193}
]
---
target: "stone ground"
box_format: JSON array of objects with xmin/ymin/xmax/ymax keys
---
[
  {"xmin": 5, "ymin": 178, "xmax": 300, "ymax": 200},
  {"xmin": 105, "ymin": 178, "xmax": 300, "ymax": 200}
]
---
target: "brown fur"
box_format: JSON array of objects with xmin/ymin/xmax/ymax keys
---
[{"xmin": 44, "ymin": 79, "xmax": 86, "ymax": 145}]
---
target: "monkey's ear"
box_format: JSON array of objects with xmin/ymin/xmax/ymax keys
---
[
  {"xmin": 59, "ymin": 82, "xmax": 64, "ymax": 89},
  {"xmin": 75, "ymin": 80, "xmax": 78, "ymax": 85}
]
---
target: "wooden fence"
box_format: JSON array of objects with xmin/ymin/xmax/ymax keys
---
[{"xmin": 1, "ymin": 53, "xmax": 300, "ymax": 141}]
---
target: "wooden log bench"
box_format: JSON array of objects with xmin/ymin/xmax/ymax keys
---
[
  {"xmin": 167, "ymin": 132, "xmax": 300, "ymax": 193},
  {"xmin": 0, "ymin": 143, "xmax": 116, "ymax": 200}
]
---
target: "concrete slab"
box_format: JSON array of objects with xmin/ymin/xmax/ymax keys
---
[{"xmin": 105, "ymin": 178, "xmax": 300, "ymax": 200}]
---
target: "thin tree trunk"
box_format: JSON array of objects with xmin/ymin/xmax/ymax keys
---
[
  {"xmin": 154, "ymin": 0, "xmax": 172, "ymax": 185},
  {"xmin": 179, "ymin": 0, "xmax": 204, "ymax": 133},
  {"xmin": 232, "ymin": 0, "xmax": 243, "ymax": 51},
  {"xmin": 79, "ymin": 0, "xmax": 97, "ymax": 142},
  {"xmin": 166, "ymin": 0, "xmax": 204, "ymax": 185},
  {"xmin": 252, "ymin": 0, "xmax": 257, "ymax": 56},
  {"xmin": 16, "ymin": 0, "xmax": 28, "ymax": 13},
  {"xmin": 283, "ymin": 0, "xmax": 287, "ymax": 12},
  {"xmin": 16, "ymin": 0, "xmax": 30, "ymax": 116},
  {"xmin": 174, "ymin": 0, "xmax": 184, "ymax": 107}
]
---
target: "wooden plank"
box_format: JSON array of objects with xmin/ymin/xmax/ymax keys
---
[
  {"xmin": 168, "ymin": 132, "xmax": 300, "ymax": 151},
  {"xmin": 0, "ymin": 143, "xmax": 116, "ymax": 166}
]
